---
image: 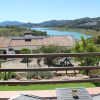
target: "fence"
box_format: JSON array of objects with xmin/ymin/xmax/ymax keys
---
[{"xmin": 0, "ymin": 52, "xmax": 100, "ymax": 85}]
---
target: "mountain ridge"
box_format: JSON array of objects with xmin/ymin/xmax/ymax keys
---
[
  {"xmin": 0, "ymin": 17, "xmax": 100, "ymax": 31},
  {"xmin": 0, "ymin": 21, "xmax": 24, "ymax": 26}
]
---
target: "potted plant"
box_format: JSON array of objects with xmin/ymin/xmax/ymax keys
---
[{"xmin": 72, "ymin": 89, "xmax": 77, "ymax": 97}]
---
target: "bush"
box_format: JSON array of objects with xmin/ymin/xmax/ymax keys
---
[
  {"xmin": 26, "ymin": 71, "xmax": 55, "ymax": 79},
  {"xmin": 0, "ymin": 72, "xmax": 17, "ymax": 80},
  {"xmin": 20, "ymin": 48, "xmax": 31, "ymax": 54},
  {"xmin": 73, "ymin": 37, "xmax": 100, "ymax": 75},
  {"xmin": 93, "ymin": 82, "xmax": 100, "ymax": 86},
  {"xmin": 37, "ymin": 45, "xmax": 72, "ymax": 66},
  {"xmin": 73, "ymin": 37, "xmax": 100, "ymax": 66},
  {"xmin": 20, "ymin": 48, "xmax": 31, "ymax": 63}
]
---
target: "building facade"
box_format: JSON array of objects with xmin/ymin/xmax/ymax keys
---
[{"xmin": 0, "ymin": 33, "xmax": 75, "ymax": 54}]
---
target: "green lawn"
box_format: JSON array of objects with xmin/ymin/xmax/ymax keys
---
[{"xmin": 0, "ymin": 83, "xmax": 96, "ymax": 91}]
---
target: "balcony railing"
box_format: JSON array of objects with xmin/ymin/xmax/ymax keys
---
[{"xmin": 0, "ymin": 52, "xmax": 100, "ymax": 85}]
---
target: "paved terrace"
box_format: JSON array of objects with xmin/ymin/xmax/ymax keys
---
[{"xmin": 0, "ymin": 87, "xmax": 100, "ymax": 100}]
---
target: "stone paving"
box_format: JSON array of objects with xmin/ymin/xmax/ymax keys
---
[{"xmin": 0, "ymin": 87, "xmax": 100, "ymax": 99}]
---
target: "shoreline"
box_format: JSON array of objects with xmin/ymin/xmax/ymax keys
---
[{"xmin": 49, "ymin": 27, "xmax": 100, "ymax": 36}]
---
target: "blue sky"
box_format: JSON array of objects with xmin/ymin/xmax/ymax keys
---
[{"xmin": 0, "ymin": 0, "xmax": 100, "ymax": 23}]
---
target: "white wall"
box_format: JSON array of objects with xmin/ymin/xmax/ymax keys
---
[
  {"xmin": 68, "ymin": 36, "xmax": 75, "ymax": 47},
  {"xmin": 8, "ymin": 45, "xmax": 42, "ymax": 54}
]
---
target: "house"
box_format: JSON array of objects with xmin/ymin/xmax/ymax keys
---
[{"xmin": 0, "ymin": 32, "xmax": 75, "ymax": 54}]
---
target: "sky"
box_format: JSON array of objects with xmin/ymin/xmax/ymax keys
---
[{"xmin": 0, "ymin": 0, "xmax": 100, "ymax": 23}]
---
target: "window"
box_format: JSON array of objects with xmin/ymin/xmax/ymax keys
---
[
  {"xmin": 25, "ymin": 39, "xmax": 31, "ymax": 42},
  {"xmin": 9, "ymin": 48, "xmax": 13, "ymax": 51}
]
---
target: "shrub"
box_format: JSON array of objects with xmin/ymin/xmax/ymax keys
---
[
  {"xmin": 20, "ymin": 48, "xmax": 31, "ymax": 54},
  {"xmin": 37, "ymin": 45, "xmax": 71, "ymax": 66},
  {"xmin": 73, "ymin": 37, "xmax": 100, "ymax": 75},
  {"xmin": 20, "ymin": 48, "xmax": 31, "ymax": 63},
  {"xmin": 26, "ymin": 71, "xmax": 55, "ymax": 79},
  {"xmin": 0, "ymin": 72, "xmax": 17, "ymax": 80}
]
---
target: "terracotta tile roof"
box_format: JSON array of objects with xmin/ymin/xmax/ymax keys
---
[
  {"xmin": 0, "ymin": 38, "xmax": 11, "ymax": 48},
  {"xmin": 32, "ymin": 38, "xmax": 44, "ymax": 45},
  {"xmin": 9, "ymin": 38, "xmax": 44, "ymax": 47},
  {"xmin": 44, "ymin": 36, "xmax": 72, "ymax": 46},
  {"xmin": 0, "ymin": 36, "xmax": 74, "ymax": 48},
  {"xmin": 0, "ymin": 37, "xmax": 4, "ymax": 45}
]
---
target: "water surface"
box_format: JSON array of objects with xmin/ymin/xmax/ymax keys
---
[{"xmin": 31, "ymin": 28, "xmax": 91, "ymax": 40}]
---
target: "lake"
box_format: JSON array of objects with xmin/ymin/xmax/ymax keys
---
[{"xmin": 31, "ymin": 27, "xmax": 91, "ymax": 40}]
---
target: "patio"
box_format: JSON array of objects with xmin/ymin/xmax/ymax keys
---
[{"xmin": 0, "ymin": 87, "xmax": 100, "ymax": 100}]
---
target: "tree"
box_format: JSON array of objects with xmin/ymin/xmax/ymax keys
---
[
  {"xmin": 93, "ymin": 36, "xmax": 100, "ymax": 44},
  {"xmin": 74, "ymin": 37, "xmax": 100, "ymax": 66},
  {"xmin": 38, "ymin": 45, "xmax": 71, "ymax": 67},
  {"xmin": 20, "ymin": 48, "xmax": 31, "ymax": 67},
  {"xmin": 73, "ymin": 36, "xmax": 100, "ymax": 76},
  {"xmin": 20, "ymin": 48, "xmax": 31, "ymax": 54}
]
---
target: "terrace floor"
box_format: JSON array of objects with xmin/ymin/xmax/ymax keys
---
[{"xmin": 0, "ymin": 87, "xmax": 100, "ymax": 100}]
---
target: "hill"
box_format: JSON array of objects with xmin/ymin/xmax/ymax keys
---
[
  {"xmin": 38, "ymin": 20, "xmax": 71, "ymax": 27},
  {"xmin": 0, "ymin": 26, "xmax": 47, "ymax": 36},
  {"xmin": 64, "ymin": 17, "xmax": 100, "ymax": 31},
  {"xmin": 0, "ymin": 21, "xmax": 24, "ymax": 26},
  {"xmin": 38, "ymin": 17, "xmax": 100, "ymax": 31},
  {"xmin": 0, "ymin": 17, "xmax": 100, "ymax": 31}
]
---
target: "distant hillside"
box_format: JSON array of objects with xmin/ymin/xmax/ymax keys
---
[
  {"xmin": 38, "ymin": 17, "xmax": 100, "ymax": 31},
  {"xmin": 64, "ymin": 17, "xmax": 100, "ymax": 31},
  {"xmin": 21, "ymin": 22, "xmax": 38, "ymax": 27},
  {"xmin": 1, "ymin": 17, "xmax": 100, "ymax": 31},
  {"xmin": 0, "ymin": 26, "xmax": 47, "ymax": 36},
  {"xmin": 0, "ymin": 21, "xmax": 24, "ymax": 26},
  {"xmin": 38, "ymin": 20, "xmax": 71, "ymax": 27}
]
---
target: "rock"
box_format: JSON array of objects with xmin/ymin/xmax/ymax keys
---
[
  {"xmin": 34, "ymin": 76, "xmax": 39, "ymax": 79},
  {"xmin": 37, "ymin": 75, "xmax": 42, "ymax": 80},
  {"xmin": 20, "ymin": 77, "xmax": 27, "ymax": 81},
  {"xmin": 82, "ymin": 76, "xmax": 89, "ymax": 79},
  {"xmin": 15, "ymin": 75, "xmax": 21, "ymax": 80},
  {"xmin": 76, "ymin": 74, "xmax": 84, "ymax": 77},
  {"xmin": 69, "ymin": 77, "xmax": 82, "ymax": 80},
  {"xmin": 44, "ymin": 77, "xmax": 51, "ymax": 79},
  {"xmin": 60, "ymin": 76, "xmax": 69, "ymax": 80},
  {"xmin": 30, "ymin": 79, "xmax": 37, "ymax": 81}
]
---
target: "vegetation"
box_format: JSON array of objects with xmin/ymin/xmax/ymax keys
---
[
  {"xmin": 20, "ymin": 48, "xmax": 31, "ymax": 54},
  {"xmin": 93, "ymin": 36, "xmax": 100, "ymax": 44},
  {"xmin": 73, "ymin": 37, "xmax": 100, "ymax": 77},
  {"xmin": 0, "ymin": 72, "xmax": 17, "ymax": 80},
  {"xmin": 31, "ymin": 30, "xmax": 47, "ymax": 36},
  {"xmin": 0, "ymin": 83, "xmax": 96, "ymax": 91},
  {"xmin": 73, "ymin": 37, "xmax": 100, "ymax": 66},
  {"xmin": 33, "ymin": 45, "xmax": 71, "ymax": 66},
  {"xmin": 0, "ymin": 26, "xmax": 47, "ymax": 36},
  {"xmin": 20, "ymin": 48, "xmax": 31, "ymax": 64},
  {"xmin": 39, "ymin": 45, "xmax": 71, "ymax": 53},
  {"xmin": 0, "ymin": 26, "xmax": 27, "ymax": 36},
  {"xmin": 26, "ymin": 71, "xmax": 55, "ymax": 79},
  {"xmin": 1, "ymin": 17, "xmax": 100, "ymax": 36},
  {"xmin": 66, "ymin": 17, "xmax": 100, "ymax": 31},
  {"xmin": 41, "ymin": 17, "xmax": 100, "ymax": 32}
]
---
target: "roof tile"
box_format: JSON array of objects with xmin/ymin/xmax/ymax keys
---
[
  {"xmin": 0, "ymin": 36, "xmax": 74, "ymax": 48},
  {"xmin": 0, "ymin": 38, "xmax": 11, "ymax": 48}
]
